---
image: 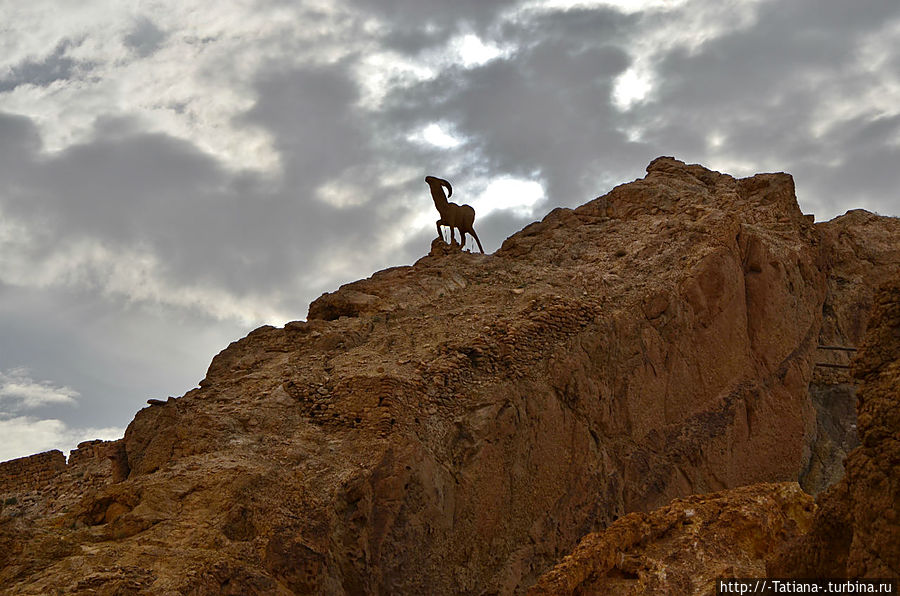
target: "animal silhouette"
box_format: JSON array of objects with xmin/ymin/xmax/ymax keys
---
[{"xmin": 425, "ymin": 175, "xmax": 484, "ymax": 254}]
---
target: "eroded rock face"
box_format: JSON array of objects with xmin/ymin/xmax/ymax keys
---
[
  {"xmin": 0, "ymin": 158, "xmax": 895, "ymax": 594},
  {"xmin": 529, "ymin": 482, "xmax": 815, "ymax": 596},
  {"xmin": 800, "ymin": 211, "xmax": 900, "ymax": 494},
  {"xmin": 769, "ymin": 275, "xmax": 900, "ymax": 578}
]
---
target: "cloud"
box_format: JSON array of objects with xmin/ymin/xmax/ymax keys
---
[
  {"xmin": 0, "ymin": 368, "xmax": 124, "ymax": 464},
  {"xmin": 0, "ymin": 124, "xmax": 291, "ymax": 324},
  {"xmin": 0, "ymin": 416, "xmax": 123, "ymax": 463},
  {"xmin": 0, "ymin": 40, "xmax": 80, "ymax": 93},
  {"xmin": 123, "ymin": 17, "xmax": 168, "ymax": 58},
  {"xmin": 620, "ymin": 0, "xmax": 900, "ymax": 218},
  {"xmin": 0, "ymin": 368, "xmax": 79, "ymax": 409}
]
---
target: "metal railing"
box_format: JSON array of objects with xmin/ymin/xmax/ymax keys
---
[{"xmin": 814, "ymin": 345, "xmax": 857, "ymax": 369}]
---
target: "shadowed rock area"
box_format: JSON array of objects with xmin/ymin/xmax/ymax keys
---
[
  {"xmin": 769, "ymin": 274, "xmax": 900, "ymax": 578},
  {"xmin": 531, "ymin": 273, "xmax": 900, "ymax": 595},
  {"xmin": 800, "ymin": 210, "xmax": 900, "ymax": 494},
  {"xmin": 0, "ymin": 157, "xmax": 897, "ymax": 594}
]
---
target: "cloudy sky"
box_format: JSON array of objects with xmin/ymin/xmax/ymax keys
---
[{"xmin": 1, "ymin": 0, "xmax": 898, "ymax": 462}]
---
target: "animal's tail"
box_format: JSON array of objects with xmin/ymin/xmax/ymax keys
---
[{"xmin": 470, "ymin": 229, "xmax": 484, "ymax": 254}]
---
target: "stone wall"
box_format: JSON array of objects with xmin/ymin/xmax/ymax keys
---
[
  {"xmin": 0, "ymin": 450, "xmax": 67, "ymax": 496},
  {"xmin": 0, "ymin": 439, "xmax": 126, "ymax": 500},
  {"xmin": 68, "ymin": 439, "xmax": 113, "ymax": 468}
]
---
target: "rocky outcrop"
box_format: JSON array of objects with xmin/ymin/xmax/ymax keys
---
[
  {"xmin": 529, "ymin": 482, "xmax": 815, "ymax": 595},
  {"xmin": 770, "ymin": 274, "xmax": 900, "ymax": 577},
  {"xmin": 0, "ymin": 158, "xmax": 896, "ymax": 594},
  {"xmin": 534, "ymin": 273, "xmax": 900, "ymax": 594},
  {"xmin": 800, "ymin": 210, "xmax": 900, "ymax": 494}
]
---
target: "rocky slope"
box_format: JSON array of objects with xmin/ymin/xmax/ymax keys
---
[
  {"xmin": 528, "ymin": 482, "xmax": 815, "ymax": 595},
  {"xmin": 531, "ymin": 273, "xmax": 900, "ymax": 595},
  {"xmin": 0, "ymin": 157, "xmax": 897, "ymax": 594},
  {"xmin": 769, "ymin": 274, "xmax": 900, "ymax": 578}
]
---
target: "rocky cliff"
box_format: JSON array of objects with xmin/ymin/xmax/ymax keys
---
[
  {"xmin": 0, "ymin": 157, "xmax": 897, "ymax": 594},
  {"xmin": 769, "ymin": 274, "xmax": 900, "ymax": 578},
  {"xmin": 531, "ymin": 273, "xmax": 900, "ymax": 595},
  {"xmin": 801, "ymin": 209, "xmax": 900, "ymax": 493},
  {"xmin": 528, "ymin": 482, "xmax": 816, "ymax": 595}
]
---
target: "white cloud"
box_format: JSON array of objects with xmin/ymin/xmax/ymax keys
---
[
  {"xmin": 354, "ymin": 28, "xmax": 513, "ymax": 111},
  {"xmin": 409, "ymin": 122, "xmax": 466, "ymax": 149},
  {"xmin": 354, "ymin": 50, "xmax": 438, "ymax": 110},
  {"xmin": 0, "ymin": 0, "xmax": 365, "ymax": 174},
  {"xmin": 316, "ymin": 177, "xmax": 371, "ymax": 208},
  {"xmin": 612, "ymin": 67, "xmax": 654, "ymax": 110},
  {"xmin": 0, "ymin": 368, "xmax": 79, "ymax": 409},
  {"xmin": 0, "ymin": 416, "xmax": 123, "ymax": 463},
  {"xmin": 454, "ymin": 34, "xmax": 505, "ymax": 68},
  {"xmin": 470, "ymin": 177, "xmax": 546, "ymax": 218}
]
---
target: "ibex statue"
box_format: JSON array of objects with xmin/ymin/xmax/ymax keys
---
[{"xmin": 425, "ymin": 175, "xmax": 484, "ymax": 254}]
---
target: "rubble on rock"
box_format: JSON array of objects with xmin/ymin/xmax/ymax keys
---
[{"xmin": 528, "ymin": 482, "xmax": 815, "ymax": 595}]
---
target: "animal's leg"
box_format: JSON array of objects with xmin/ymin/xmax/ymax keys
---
[
  {"xmin": 450, "ymin": 227, "xmax": 459, "ymax": 245},
  {"xmin": 460, "ymin": 231, "xmax": 468, "ymax": 250},
  {"xmin": 436, "ymin": 219, "xmax": 446, "ymax": 243},
  {"xmin": 470, "ymin": 228, "xmax": 485, "ymax": 254}
]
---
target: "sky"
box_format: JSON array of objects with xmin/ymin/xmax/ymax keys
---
[{"xmin": 1, "ymin": 0, "xmax": 899, "ymax": 462}]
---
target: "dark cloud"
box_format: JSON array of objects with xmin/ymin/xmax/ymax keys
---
[
  {"xmin": 352, "ymin": 0, "xmax": 519, "ymax": 33},
  {"xmin": 124, "ymin": 17, "xmax": 168, "ymax": 57},
  {"xmin": 790, "ymin": 114, "xmax": 900, "ymax": 212},
  {"xmin": 242, "ymin": 63, "xmax": 369, "ymax": 187},
  {"xmin": 627, "ymin": 0, "xmax": 900, "ymax": 217},
  {"xmin": 0, "ymin": 41, "xmax": 80, "ymax": 92},
  {"xmin": 0, "ymin": 113, "xmax": 42, "ymax": 168},
  {"xmin": 378, "ymin": 9, "xmax": 647, "ymax": 208}
]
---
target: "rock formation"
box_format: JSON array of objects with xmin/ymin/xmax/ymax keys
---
[
  {"xmin": 769, "ymin": 274, "xmax": 900, "ymax": 578},
  {"xmin": 801, "ymin": 210, "xmax": 900, "ymax": 493},
  {"xmin": 533, "ymin": 272, "xmax": 900, "ymax": 594},
  {"xmin": 528, "ymin": 482, "xmax": 816, "ymax": 595},
  {"xmin": 0, "ymin": 157, "xmax": 897, "ymax": 594},
  {"xmin": 0, "ymin": 450, "xmax": 66, "ymax": 495}
]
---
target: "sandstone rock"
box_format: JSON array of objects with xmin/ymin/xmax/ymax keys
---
[
  {"xmin": 0, "ymin": 451, "xmax": 66, "ymax": 495},
  {"xmin": 308, "ymin": 288, "xmax": 383, "ymax": 321},
  {"xmin": 769, "ymin": 274, "xmax": 900, "ymax": 578},
  {"xmin": 529, "ymin": 482, "xmax": 815, "ymax": 596},
  {"xmin": 800, "ymin": 210, "xmax": 900, "ymax": 494},
  {"xmin": 0, "ymin": 157, "xmax": 896, "ymax": 594}
]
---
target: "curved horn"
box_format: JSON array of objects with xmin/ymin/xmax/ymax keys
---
[{"xmin": 440, "ymin": 178, "xmax": 452, "ymax": 198}]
